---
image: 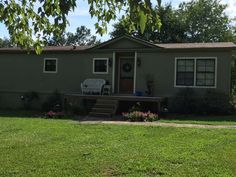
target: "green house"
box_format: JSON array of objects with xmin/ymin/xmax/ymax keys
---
[{"xmin": 0, "ymin": 35, "xmax": 235, "ymax": 112}]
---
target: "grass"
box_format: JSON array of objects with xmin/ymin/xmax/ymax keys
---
[
  {"xmin": 160, "ymin": 114, "xmax": 236, "ymax": 125},
  {"xmin": 0, "ymin": 117, "xmax": 235, "ymax": 177}
]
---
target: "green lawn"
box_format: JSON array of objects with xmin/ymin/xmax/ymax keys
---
[
  {"xmin": 160, "ymin": 114, "xmax": 236, "ymax": 125},
  {"xmin": 0, "ymin": 117, "xmax": 235, "ymax": 177}
]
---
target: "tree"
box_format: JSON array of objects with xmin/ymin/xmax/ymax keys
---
[
  {"xmin": 46, "ymin": 26, "xmax": 99, "ymax": 46},
  {"xmin": 0, "ymin": 0, "xmax": 161, "ymax": 53},
  {"xmin": 0, "ymin": 37, "xmax": 13, "ymax": 47},
  {"xmin": 111, "ymin": 0, "xmax": 236, "ymax": 43},
  {"xmin": 110, "ymin": 4, "xmax": 186, "ymax": 43},
  {"xmin": 178, "ymin": 0, "xmax": 234, "ymax": 42}
]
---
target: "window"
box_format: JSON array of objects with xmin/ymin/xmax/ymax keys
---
[
  {"xmin": 44, "ymin": 58, "xmax": 58, "ymax": 73},
  {"xmin": 175, "ymin": 57, "xmax": 216, "ymax": 88},
  {"xmin": 176, "ymin": 59, "xmax": 194, "ymax": 86},
  {"xmin": 93, "ymin": 58, "xmax": 108, "ymax": 74},
  {"xmin": 196, "ymin": 59, "xmax": 215, "ymax": 86}
]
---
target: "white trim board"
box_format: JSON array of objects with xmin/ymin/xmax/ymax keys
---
[
  {"xmin": 133, "ymin": 51, "xmax": 137, "ymax": 94},
  {"xmin": 43, "ymin": 58, "xmax": 58, "ymax": 74},
  {"xmin": 93, "ymin": 58, "xmax": 109, "ymax": 74},
  {"xmin": 112, "ymin": 52, "xmax": 116, "ymax": 93},
  {"xmin": 174, "ymin": 57, "xmax": 217, "ymax": 88}
]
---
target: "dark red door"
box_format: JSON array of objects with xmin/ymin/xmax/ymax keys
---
[{"xmin": 119, "ymin": 58, "xmax": 134, "ymax": 94}]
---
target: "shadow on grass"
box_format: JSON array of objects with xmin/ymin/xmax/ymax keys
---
[
  {"xmin": 163, "ymin": 114, "xmax": 236, "ymax": 122},
  {"xmin": 0, "ymin": 109, "xmax": 235, "ymax": 123},
  {"xmin": 0, "ymin": 109, "xmax": 79, "ymax": 120}
]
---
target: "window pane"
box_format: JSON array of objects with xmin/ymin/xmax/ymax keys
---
[
  {"xmin": 176, "ymin": 72, "xmax": 194, "ymax": 86},
  {"xmin": 186, "ymin": 60, "xmax": 194, "ymax": 66},
  {"xmin": 206, "ymin": 73, "xmax": 214, "ymax": 79},
  {"xmin": 197, "ymin": 73, "xmax": 205, "ymax": 79},
  {"xmin": 94, "ymin": 59, "xmax": 107, "ymax": 73},
  {"xmin": 186, "ymin": 66, "xmax": 194, "ymax": 72},
  {"xmin": 197, "ymin": 79, "xmax": 205, "ymax": 86},
  {"xmin": 177, "ymin": 60, "xmax": 185, "ymax": 66},
  {"xmin": 197, "ymin": 66, "xmax": 206, "ymax": 72},
  {"xmin": 177, "ymin": 66, "xmax": 185, "ymax": 72},
  {"xmin": 45, "ymin": 60, "xmax": 57, "ymax": 72},
  {"xmin": 205, "ymin": 80, "xmax": 214, "ymax": 86},
  {"xmin": 206, "ymin": 66, "xmax": 214, "ymax": 72},
  {"xmin": 196, "ymin": 59, "xmax": 215, "ymax": 86},
  {"xmin": 176, "ymin": 59, "xmax": 194, "ymax": 86}
]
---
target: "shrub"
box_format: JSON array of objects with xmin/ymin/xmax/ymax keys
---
[
  {"xmin": 129, "ymin": 102, "xmax": 141, "ymax": 112},
  {"xmin": 20, "ymin": 91, "xmax": 39, "ymax": 110},
  {"xmin": 170, "ymin": 88, "xmax": 233, "ymax": 115},
  {"xmin": 169, "ymin": 88, "xmax": 197, "ymax": 114},
  {"xmin": 42, "ymin": 90, "xmax": 62, "ymax": 111},
  {"xmin": 197, "ymin": 90, "xmax": 233, "ymax": 115},
  {"xmin": 123, "ymin": 111, "xmax": 158, "ymax": 122}
]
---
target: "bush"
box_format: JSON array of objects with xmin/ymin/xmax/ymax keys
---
[
  {"xmin": 170, "ymin": 88, "xmax": 233, "ymax": 115},
  {"xmin": 169, "ymin": 88, "xmax": 197, "ymax": 114},
  {"xmin": 197, "ymin": 90, "xmax": 233, "ymax": 115},
  {"xmin": 129, "ymin": 102, "xmax": 141, "ymax": 112},
  {"xmin": 42, "ymin": 90, "xmax": 62, "ymax": 111},
  {"xmin": 123, "ymin": 111, "xmax": 159, "ymax": 122},
  {"xmin": 20, "ymin": 91, "xmax": 39, "ymax": 110}
]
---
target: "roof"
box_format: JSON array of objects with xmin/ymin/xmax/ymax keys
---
[
  {"xmin": 0, "ymin": 46, "xmax": 90, "ymax": 52},
  {"xmin": 156, "ymin": 42, "xmax": 236, "ymax": 49},
  {"xmin": 87, "ymin": 34, "xmax": 160, "ymax": 50},
  {"xmin": 0, "ymin": 35, "xmax": 235, "ymax": 53}
]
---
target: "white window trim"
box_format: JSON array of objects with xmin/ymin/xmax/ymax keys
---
[
  {"xmin": 43, "ymin": 58, "xmax": 58, "ymax": 74},
  {"xmin": 93, "ymin": 58, "xmax": 109, "ymax": 74},
  {"xmin": 174, "ymin": 57, "xmax": 217, "ymax": 88}
]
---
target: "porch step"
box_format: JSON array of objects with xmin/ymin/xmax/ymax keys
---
[
  {"xmin": 92, "ymin": 107, "xmax": 114, "ymax": 113},
  {"xmin": 96, "ymin": 99, "xmax": 118, "ymax": 104},
  {"xmin": 89, "ymin": 112, "xmax": 112, "ymax": 117},
  {"xmin": 89, "ymin": 99, "xmax": 118, "ymax": 118},
  {"xmin": 95, "ymin": 104, "xmax": 117, "ymax": 109}
]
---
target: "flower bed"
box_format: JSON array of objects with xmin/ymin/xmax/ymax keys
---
[{"xmin": 122, "ymin": 111, "xmax": 159, "ymax": 122}]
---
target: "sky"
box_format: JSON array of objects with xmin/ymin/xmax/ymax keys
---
[{"xmin": 0, "ymin": 0, "xmax": 236, "ymax": 41}]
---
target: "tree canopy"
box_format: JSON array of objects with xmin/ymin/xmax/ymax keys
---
[
  {"xmin": 0, "ymin": 37, "xmax": 13, "ymax": 48},
  {"xmin": 0, "ymin": 0, "xmax": 161, "ymax": 53},
  {"xmin": 111, "ymin": 0, "xmax": 236, "ymax": 43},
  {"xmin": 46, "ymin": 26, "xmax": 100, "ymax": 46}
]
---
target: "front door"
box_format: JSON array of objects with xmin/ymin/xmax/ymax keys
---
[{"xmin": 119, "ymin": 58, "xmax": 134, "ymax": 94}]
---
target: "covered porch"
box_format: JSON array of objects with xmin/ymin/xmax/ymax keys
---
[{"xmin": 63, "ymin": 94, "xmax": 165, "ymax": 117}]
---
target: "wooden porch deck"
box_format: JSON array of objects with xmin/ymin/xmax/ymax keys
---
[
  {"xmin": 64, "ymin": 94, "xmax": 164, "ymax": 102},
  {"xmin": 64, "ymin": 94, "xmax": 165, "ymax": 114}
]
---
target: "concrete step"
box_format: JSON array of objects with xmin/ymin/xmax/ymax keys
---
[
  {"xmin": 89, "ymin": 98, "xmax": 119, "ymax": 118},
  {"xmin": 96, "ymin": 99, "xmax": 118, "ymax": 104},
  {"xmin": 89, "ymin": 112, "xmax": 112, "ymax": 117},
  {"xmin": 95, "ymin": 103, "xmax": 117, "ymax": 108},
  {"xmin": 92, "ymin": 107, "xmax": 114, "ymax": 113}
]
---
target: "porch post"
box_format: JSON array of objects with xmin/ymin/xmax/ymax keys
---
[
  {"xmin": 112, "ymin": 51, "xmax": 116, "ymax": 93},
  {"xmin": 133, "ymin": 51, "xmax": 137, "ymax": 94}
]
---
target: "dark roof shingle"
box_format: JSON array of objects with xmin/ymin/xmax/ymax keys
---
[{"xmin": 156, "ymin": 42, "xmax": 236, "ymax": 49}]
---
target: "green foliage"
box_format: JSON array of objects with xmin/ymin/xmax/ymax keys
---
[
  {"xmin": 46, "ymin": 26, "xmax": 100, "ymax": 46},
  {"xmin": 178, "ymin": 0, "xmax": 234, "ymax": 42},
  {"xmin": 65, "ymin": 104, "xmax": 88, "ymax": 115},
  {"xmin": 0, "ymin": 0, "xmax": 77, "ymax": 54},
  {"xmin": 0, "ymin": 0, "xmax": 161, "ymax": 53},
  {"xmin": 111, "ymin": 0, "xmax": 235, "ymax": 43},
  {"xmin": 129, "ymin": 102, "xmax": 141, "ymax": 112},
  {"xmin": 170, "ymin": 88, "xmax": 197, "ymax": 114},
  {"xmin": 42, "ymin": 90, "xmax": 62, "ymax": 111},
  {"xmin": 0, "ymin": 37, "xmax": 13, "ymax": 48},
  {"xmin": 198, "ymin": 90, "xmax": 233, "ymax": 115},
  {"xmin": 21, "ymin": 91, "xmax": 39, "ymax": 110},
  {"xmin": 170, "ymin": 88, "xmax": 233, "ymax": 115}
]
